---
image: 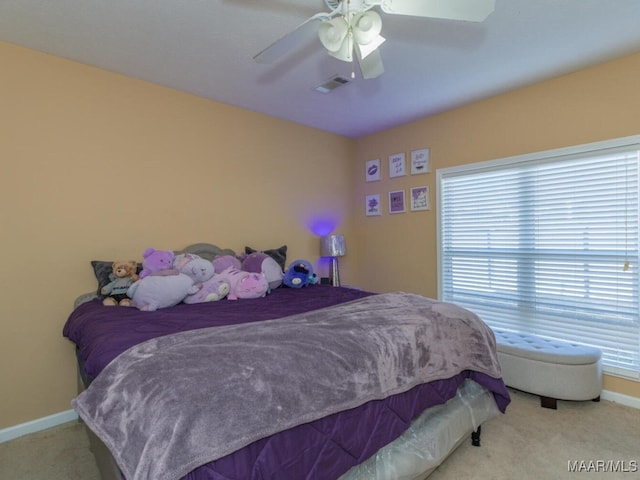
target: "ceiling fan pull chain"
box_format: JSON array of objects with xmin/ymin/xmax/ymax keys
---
[{"xmin": 349, "ymin": 30, "xmax": 356, "ymax": 78}]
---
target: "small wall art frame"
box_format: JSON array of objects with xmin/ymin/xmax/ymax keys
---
[
  {"xmin": 410, "ymin": 186, "xmax": 430, "ymax": 211},
  {"xmin": 365, "ymin": 159, "xmax": 381, "ymax": 182},
  {"xmin": 389, "ymin": 190, "xmax": 406, "ymax": 214},
  {"xmin": 365, "ymin": 194, "xmax": 382, "ymax": 216},
  {"xmin": 388, "ymin": 152, "xmax": 406, "ymax": 178},
  {"xmin": 410, "ymin": 148, "xmax": 430, "ymax": 175}
]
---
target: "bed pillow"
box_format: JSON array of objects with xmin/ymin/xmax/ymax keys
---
[
  {"xmin": 244, "ymin": 245, "xmax": 287, "ymax": 271},
  {"xmin": 91, "ymin": 260, "xmax": 142, "ymax": 297}
]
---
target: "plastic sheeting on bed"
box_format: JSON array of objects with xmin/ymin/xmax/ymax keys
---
[{"xmin": 340, "ymin": 379, "xmax": 500, "ymax": 480}]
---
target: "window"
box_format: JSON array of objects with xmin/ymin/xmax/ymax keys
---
[{"xmin": 437, "ymin": 136, "xmax": 640, "ymax": 378}]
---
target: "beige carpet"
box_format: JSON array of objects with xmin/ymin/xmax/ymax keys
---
[
  {"xmin": 0, "ymin": 388, "xmax": 638, "ymax": 480},
  {"xmin": 0, "ymin": 420, "xmax": 100, "ymax": 480},
  {"xmin": 429, "ymin": 389, "xmax": 639, "ymax": 480}
]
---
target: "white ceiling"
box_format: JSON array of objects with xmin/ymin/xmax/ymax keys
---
[{"xmin": 2, "ymin": 0, "xmax": 640, "ymax": 138}]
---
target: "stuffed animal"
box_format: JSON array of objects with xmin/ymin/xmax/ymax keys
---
[
  {"xmin": 101, "ymin": 260, "xmax": 139, "ymax": 306},
  {"xmin": 139, "ymin": 248, "xmax": 178, "ymax": 279},
  {"xmin": 174, "ymin": 253, "xmax": 214, "ymax": 284},
  {"xmin": 283, "ymin": 260, "xmax": 316, "ymax": 288},
  {"xmin": 212, "ymin": 254, "xmax": 242, "ymax": 274},
  {"xmin": 241, "ymin": 252, "xmax": 284, "ymax": 290},
  {"xmin": 174, "ymin": 253, "xmax": 230, "ymax": 303},
  {"xmin": 217, "ymin": 266, "xmax": 269, "ymax": 300},
  {"xmin": 184, "ymin": 275, "xmax": 230, "ymax": 303},
  {"xmin": 127, "ymin": 273, "xmax": 200, "ymax": 311},
  {"xmin": 244, "ymin": 245, "xmax": 288, "ymax": 271}
]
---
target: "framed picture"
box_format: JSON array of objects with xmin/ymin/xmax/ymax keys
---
[
  {"xmin": 388, "ymin": 153, "xmax": 406, "ymax": 178},
  {"xmin": 365, "ymin": 194, "xmax": 381, "ymax": 216},
  {"xmin": 410, "ymin": 148, "xmax": 430, "ymax": 175},
  {"xmin": 410, "ymin": 186, "xmax": 430, "ymax": 211},
  {"xmin": 365, "ymin": 159, "xmax": 381, "ymax": 182},
  {"xmin": 389, "ymin": 190, "xmax": 406, "ymax": 214}
]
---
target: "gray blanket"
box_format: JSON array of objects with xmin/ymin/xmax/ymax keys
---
[{"xmin": 72, "ymin": 292, "xmax": 502, "ymax": 480}]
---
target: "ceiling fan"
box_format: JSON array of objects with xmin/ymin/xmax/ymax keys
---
[{"xmin": 253, "ymin": 0, "xmax": 496, "ymax": 79}]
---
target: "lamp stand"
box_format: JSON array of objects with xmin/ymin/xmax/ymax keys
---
[{"xmin": 329, "ymin": 256, "xmax": 341, "ymax": 287}]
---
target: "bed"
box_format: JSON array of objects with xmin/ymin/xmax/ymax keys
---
[{"xmin": 63, "ymin": 243, "xmax": 510, "ymax": 480}]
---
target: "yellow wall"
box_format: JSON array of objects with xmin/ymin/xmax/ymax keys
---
[
  {"xmin": 353, "ymin": 51, "xmax": 640, "ymax": 400},
  {"xmin": 0, "ymin": 42, "xmax": 356, "ymax": 429},
  {"xmin": 2, "ymin": 42, "xmax": 639, "ymax": 430}
]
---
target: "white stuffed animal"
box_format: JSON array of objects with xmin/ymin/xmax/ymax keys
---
[
  {"xmin": 127, "ymin": 273, "xmax": 199, "ymax": 311},
  {"xmin": 173, "ymin": 253, "xmax": 230, "ymax": 303}
]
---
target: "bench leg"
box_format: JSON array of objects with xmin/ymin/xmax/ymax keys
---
[
  {"xmin": 540, "ymin": 396, "xmax": 558, "ymax": 409},
  {"xmin": 471, "ymin": 426, "xmax": 482, "ymax": 447},
  {"xmin": 539, "ymin": 395, "xmax": 600, "ymax": 408}
]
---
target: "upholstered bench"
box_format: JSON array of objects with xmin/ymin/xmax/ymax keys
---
[{"xmin": 494, "ymin": 329, "xmax": 602, "ymax": 409}]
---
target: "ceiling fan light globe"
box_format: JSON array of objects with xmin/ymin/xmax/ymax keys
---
[
  {"xmin": 352, "ymin": 11, "xmax": 383, "ymax": 45},
  {"xmin": 328, "ymin": 36, "xmax": 353, "ymax": 62},
  {"xmin": 356, "ymin": 13, "xmax": 373, "ymax": 30},
  {"xmin": 318, "ymin": 17, "xmax": 349, "ymax": 52}
]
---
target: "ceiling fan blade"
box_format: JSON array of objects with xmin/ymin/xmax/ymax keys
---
[
  {"xmin": 380, "ymin": 0, "xmax": 495, "ymax": 22},
  {"xmin": 357, "ymin": 48, "xmax": 384, "ymax": 79},
  {"xmin": 254, "ymin": 12, "xmax": 330, "ymax": 64}
]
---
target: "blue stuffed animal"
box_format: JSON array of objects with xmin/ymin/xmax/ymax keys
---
[{"xmin": 283, "ymin": 260, "xmax": 317, "ymax": 288}]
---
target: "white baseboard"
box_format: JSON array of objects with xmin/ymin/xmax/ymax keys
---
[
  {"xmin": 601, "ymin": 389, "xmax": 640, "ymax": 409},
  {"xmin": 0, "ymin": 409, "xmax": 78, "ymax": 444}
]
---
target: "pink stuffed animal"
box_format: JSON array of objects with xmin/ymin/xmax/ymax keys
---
[
  {"xmin": 242, "ymin": 252, "xmax": 284, "ymax": 290},
  {"xmin": 218, "ymin": 267, "xmax": 268, "ymax": 300},
  {"xmin": 139, "ymin": 248, "xmax": 178, "ymax": 279}
]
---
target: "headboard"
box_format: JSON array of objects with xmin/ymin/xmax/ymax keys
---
[{"xmin": 175, "ymin": 243, "xmax": 236, "ymax": 262}]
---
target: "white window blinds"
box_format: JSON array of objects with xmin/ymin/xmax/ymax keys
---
[{"xmin": 437, "ymin": 137, "xmax": 640, "ymax": 378}]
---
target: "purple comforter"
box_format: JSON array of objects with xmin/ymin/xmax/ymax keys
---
[
  {"xmin": 63, "ymin": 285, "xmax": 510, "ymax": 480},
  {"xmin": 65, "ymin": 285, "xmax": 373, "ymax": 382}
]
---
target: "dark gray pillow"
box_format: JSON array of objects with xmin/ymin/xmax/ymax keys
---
[{"xmin": 245, "ymin": 245, "xmax": 287, "ymax": 271}]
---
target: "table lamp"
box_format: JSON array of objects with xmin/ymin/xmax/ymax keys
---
[{"xmin": 320, "ymin": 234, "xmax": 346, "ymax": 287}]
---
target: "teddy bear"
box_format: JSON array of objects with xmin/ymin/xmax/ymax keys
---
[
  {"xmin": 139, "ymin": 247, "xmax": 178, "ymax": 279},
  {"xmin": 173, "ymin": 253, "xmax": 230, "ymax": 303},
  {"xmin": 101, "ymin": 260, "xmax": 139, "ymax": 306}
]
